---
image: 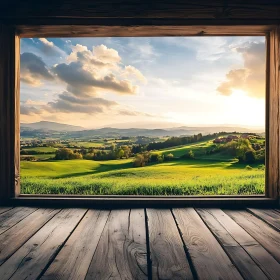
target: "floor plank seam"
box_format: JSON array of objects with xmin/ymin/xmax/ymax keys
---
[
  {"xmin": 246, "ymin": 208, "xmax": 280, "ymax": 233},
  {"xmin": 0, "ymin": 207, "xmax": 14, "ymax": 215},
  {"xmin": 0, "ymin": 208, "xmax": 63, "ymax": 268},
  {"xmin": 171, "ymin": 208, "xmax": 199, "ymax": 280},
  {"xmin": 144, "ymin": 208, "xmax": 152, "ymax": 280},
  {"xmin": 0, "ymin": 207, "xmax": 38, "ymax": 237},
  {"xmin": 218, "ymin": 209, "xmax": 279, "ymax": 279},
  {"xmin": 37, "ymin": 209, "xmax": 89, "ymax": 280},
  {"xmin": 225, "ymin": 209, "xmax": 280, "ymax": 265},
  {"xmin": 84, "ymin": 209, "xmax": 111, "ymax": 279},
  {"xmin": 195, "ymin": 208, "xmax": 265, "ymax": 280}
]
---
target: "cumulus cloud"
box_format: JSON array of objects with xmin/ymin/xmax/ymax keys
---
[
  {"xmin": 217, "ymin": 41, "xmax": 265, "ymax": 98},
  {"xmin": 47, "ymin": 91, "xmax": 117, "ymax": 114},
  {"xmin": 21, "ymin": 43, "xmax": 149, "ymax": 122},
  {"xmin": 52, "ymin": 43, "xmax": 146, "ymax": 96},
  {"xmin": 38, "ymin": 38, "xmax": 65, "ymax": 57},
  {"xmin": 123, "ymin": 65, "xmax": 147, "ymax": 83},
  {"xmin": 21, "ymin": 52, "xmax": 54, "ymax": 86}
]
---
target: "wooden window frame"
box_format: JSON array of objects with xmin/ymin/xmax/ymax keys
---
[{"xmin": 0, "ymin": 23, "xmax": 279, "ymax": 207}]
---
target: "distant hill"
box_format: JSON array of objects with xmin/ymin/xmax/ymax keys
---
[
  {"xmin": 21, "ymin": 121, "xmax": 84, "ymax": 132},
  {"xmin": 20, "ymin": 121, "xmax": 265, "ymax": 139}
]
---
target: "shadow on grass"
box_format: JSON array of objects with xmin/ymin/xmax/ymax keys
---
[{"xmin": 54, "ymin": 160, "xmax": 133, "ymax": 179}]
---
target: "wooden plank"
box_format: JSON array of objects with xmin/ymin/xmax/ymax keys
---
[
  {"xmin": 197, "ymin": 209, "xmax": 269, "ymax": 280},
  {"xmin": 248, "ymin": 208, "xmax": 280, "ymax": 231},
  {"xmin": 0, "ymin": 207, "xmax": 37, "ymax": 235},
  {"xmin": 267, "ymin": 26, "xmax": 280, "ymax": 199},
  {"xmin": 0, "ymin": 208, "xmax": 60, "ymax": 266},
  {"xmin": 173, "ymin": 208, "xmax": 243, "ymax": 280},
  {"xmin": 146, "ymin": 209, "xmax": 193, "ymax": 280},
  {"xmin": 16, "ymin": 24, "xmax": 273, "ymax": 38},
  {"xmin": 0, "ymin": 24, "xmax": 19, "ymax": 201},
  {"xmin": 1, "ymin": 1, "xmax": 280, "ymax": 19},
  {"xmin": 226, "ymin": 210, "xmax": 280, "ymax": 263},
  {"xmin": 86, "ymin": 209, "xmax": 148, "ymax": 280},
  {"xmin": 41, "ymin": 210, "xmax": 109, "ymax": 280},
  {"xmin": 205, "ymin": 209, "xmax": 280, "ymax": 280},
  {"xmin": 0, "ymin": 207, "xmax": 13, "ymax": 215},
  {"xmin": 0, "ymin": 208, "xmax": 86, "ymax": 280}
]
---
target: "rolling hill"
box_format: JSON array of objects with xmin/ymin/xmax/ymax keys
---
[{"xmin": 21, "ymin": 121, "xmax": 84, "ymax": 132}]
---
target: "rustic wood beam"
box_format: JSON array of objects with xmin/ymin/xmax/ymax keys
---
[
  {"xmin": 267, "ymin": 26, "xmax": 280, "ymax": 199},
  {"xmin": 0, "ymin": 24, "xmax": 20, "ymax": 201}
]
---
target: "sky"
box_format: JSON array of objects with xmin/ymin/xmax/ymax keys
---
[{"xmin": 20, "ymin": 36, "xmax": 266, "ymax": 129}]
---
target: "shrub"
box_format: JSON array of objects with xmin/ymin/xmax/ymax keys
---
[
  {"xmin": 245, "ymin": 165, "xmax": 253, "ymax": 170},
  {"xmin": 150, "ymin": 153, "xmax": 161, "ymax": 162},
  {"xmin": 165, "ymin": 153, "xmax": 174, "ymax": 161},
  {"xmin": 181, "ymin": 150, "xmax": 195, "ymax": 159},
  {"xmin": 244, "ymin": 150, "xmax": 256, "ymax": 164},
  {"xmin": 258, "ymin": 164, "xmax": 265, "ymax": 170}
]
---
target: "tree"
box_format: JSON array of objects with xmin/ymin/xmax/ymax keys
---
[
  {"xmin": 150, "ymin": 153, "xmax": 160, "ymax": 162},
  {"xmin": 133, "ymin": 154, "xmax": 145, "ymax": 167},
  {"xmin": 244, "ymin": 150, "xmax": 256, "ymax": 164},
  {"xmin": 165, "ymin": 153, "xmax": 174, "ymax": 161},
  {"xmin": 55, "ymin": 148, "xmax": 82, "ymax": 160},
  {"xmin": 181, "ymin": 150, "xmax": 195, "ymax": 159}
]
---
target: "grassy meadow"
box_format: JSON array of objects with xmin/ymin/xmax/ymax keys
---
[{"xmin": 20, "ymin": 137, "xmax": 265, "ymax": 195}]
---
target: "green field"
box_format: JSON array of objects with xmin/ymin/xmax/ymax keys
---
[
  {"xmin": 20, "ymin": 136, "xmax": 265, "ymax": 195},
  {"xmin": 22, "ymin": 146, "xmax": 57, "ymax": 153},
  {"xmin": 21, "ymin": 159, "xmax": 265, "ymax": 195}
]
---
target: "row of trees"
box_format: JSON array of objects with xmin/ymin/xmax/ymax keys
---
[
  {"xmin": 208, "ymin": 138, "xmax": 265, "ymax": 164},
  {"xmin": 145, "ymin": 132, "xmax": 237, "ymax": 151},
  {"xmin": 133, "ymin": 152, "xmax": 176, "ymax": 167},
  {"xmin": 54, "ymin": 145, "xmax": 133, "ymax": 161}
]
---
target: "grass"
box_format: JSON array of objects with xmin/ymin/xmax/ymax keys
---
[
  {"xmin": 20, "ymin": 136, "xmax": 265, "ymax": 196},
  {"xmin": 22, "ymin": 146, "xmax": 57, "ymax": 153},
  {"xmin": 21, "ymin": 158, "xmax": 265, "ymax": 195}
]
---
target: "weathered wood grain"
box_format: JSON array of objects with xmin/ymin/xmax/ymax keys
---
[
  {"xmin": 173, "ymin": 208, "xmax": 243, "ymax": 280},
  {"xmin": 248, "ymin": 208, "xmax": 280, "ymax": 231},
  {"xmin": 41, "ymin": 210, "xmax": 109, "ymax": 280},
  {"xmin": 0, "ymin": 208, "xmax": 86, "ymax": 280},
  {"xmin": 147, "ymin": 208, "xmax": 193, "ymax": 280},
  {"xmin": 86, "ymin": 209, "xmax": 148, "ymax": 280},
  {"xmin": 17, "ymin": 24, "xmax": 273, "ymax": 38},
  {"xmin": 0, "ymin": 208, "xmax": 60, "ymax": 266},
  {"xmin": 226, "ymin": 210, "xmax": 280, "ymax": 263},
  {"xmin": 205, "ymin": 209, "xmax": 280, "ymax": 280},
  {"xmin": 197, "ymin": 209, "xmax": 269, "ymax": 280},
  {"xmin": 0, "ymin": 207, "xmax": 13, "ymax": 215},
  {"xmin": 0, "ymin": 207, "xmax": 37, "ymax": 235},
  {"xmin": 267, "ymin": 26, "xmax": 280, "ymax": 199}
]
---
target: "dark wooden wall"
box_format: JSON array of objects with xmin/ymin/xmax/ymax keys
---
[
  {"xmin": 0, "ymin": 1, "xmax": 280, "ymax": 20},
  {"xmin": 0, "ymin": 1, "xmax": 279, "ymax": 203}
]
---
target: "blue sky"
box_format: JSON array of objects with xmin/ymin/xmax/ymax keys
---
[{"xmin": 20, "ymin": 36, "xmax": 265, "ymax": 129}]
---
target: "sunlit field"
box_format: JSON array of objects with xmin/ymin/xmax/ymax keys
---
[{"xmin": 21, "ymin": 137, "xmax": 265, "ymax": 195}]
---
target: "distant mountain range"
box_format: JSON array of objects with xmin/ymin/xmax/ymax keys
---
[
  {"xmin": 20, "ymin": 121, "xmax": 265, "ymax": 138},
  {"xmin": 21, "ymin": 121, "xmax": 84, "ymax": 132}
]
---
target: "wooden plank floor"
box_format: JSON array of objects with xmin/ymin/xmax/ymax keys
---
[{"xmin": 0, "ymin": 207, "xmax": 280, "ymax": 279}]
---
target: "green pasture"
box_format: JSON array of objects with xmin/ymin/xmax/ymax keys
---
[
  {"xmin": 20, "ymin": 158, "xmax": 265, "ymax": 195},
  {"xmin": 22, "ymin": 146, "xmax": 57, "ymax": 153}
]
